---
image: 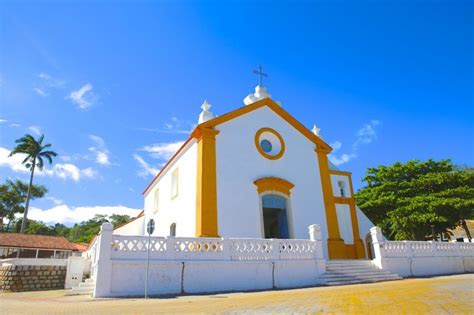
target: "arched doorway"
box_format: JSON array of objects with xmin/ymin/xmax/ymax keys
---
[{"xmin": 261, "ymin": 194, "xmax": 290, "ymax": 239}]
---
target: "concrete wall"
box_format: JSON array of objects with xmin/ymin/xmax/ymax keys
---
[
  {"xmin": 92, "ymin": 223, "xmax": 326, "ymax": 298},
  {"xmin": 0, "ymin": 265, "xmax": 66, "ymax": 292},
  {"xmin": 101, "ymin": 259, "xmax": 326, "ymax": 297},
  {"xmin": 370, "ymin": 227, "xmax": 474, "ymax": 277},
  {"xmin": 143, "ymin": 140, "xmax": 198, "ymax": 237}
]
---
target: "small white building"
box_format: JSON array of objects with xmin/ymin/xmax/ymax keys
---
[{"xmin": 117, "ymin": 85, "xmax": 375, "ymax": 259}]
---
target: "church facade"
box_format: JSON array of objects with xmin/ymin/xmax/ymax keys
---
[{"xmin": 120, "ymin": 85, "xmax": 375, "ymax": 260}]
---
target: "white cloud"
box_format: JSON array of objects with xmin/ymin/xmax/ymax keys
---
[
  {"xmin": 88, "ymin": 134, "xmax": 110, "ymax": 166},
  {"xmin": 42, "ymin": 163, "xmax": 97, "ymax": 181},
  {"xmin": 0, "ymin": 147, "xmax": 29, "ymax": 173},
  {"xmin": 330, "ymin": 141, "xmax": 342, "ymax": 151},
  {"xmin": 67, "ymin": 83, "xmax": 98, "ymax": 109},
  {"xmin": 0, "ymin": 119, "xmax": 7, "ymax": 123},
  {"xmin": 45, "ymin": 196, "xmax": 64, "ymax": 206},
  {"xmin": 27, "ymin": 204, "xmax": 142, "ymax": 226},
  {"xmin": 139, "ymin": 117, "xmax": 194, "ymax": 135},
  {"xmin": 134, "ymin": 140, "xmax": 184, "ymax": 178},
  {"xmin": 141, "ymin": 141, "xmax": 185, "ymax": 160},
  {"xmin": 9, "ymin": 123, "xmax": 20, "ymax": 127},
  {"xmin": 38, "ymin": 73, "xmax": 64, "ymax": 88},
  {"xmin": 28, "ymin": 125, "xmax": 42, "ymax": 135},
  {"xmin": 329, "ymin": 120, "xmax": 381, "ymax": 166},
  {"xmin": 89, "ymin": 134, "xmax": 105, "ymax": 147},
  {"xmin": 33, "ymin": 87, "xmax": 48, "ymax": 97},
  {"xmin": 329, "ymin": 153, "xmax": 358, "ymax": 166},
  {"xmin": 353, "ymin": 120, "xmax": 380, "ymax": 149},
  {"xmin": 133, "ymin": 154, "xmax": 160, "ymax": 178},
  {"xmin": 0, "ymin": 147, "xmax": 97, "ymax": 181}
]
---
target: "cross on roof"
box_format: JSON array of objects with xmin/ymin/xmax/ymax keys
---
[{"xmin": 253, "ymin": 65, "xmax": 268, "ymax": 86}]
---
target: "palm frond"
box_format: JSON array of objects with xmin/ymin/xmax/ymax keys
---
[
  {"xmin": 39, "ymin": 151, "xmax": 56, "ymax": 164},
  {"xmin": 21, "ymin": 155, "xmax": 33, "ymax": 165},
  {"xmin": 36, "ymin": 156, "xmax": 44, "ymax": 170},
  {"xmin": 37, "ymin": 134, "xmax": 45, "ymax": 145}
]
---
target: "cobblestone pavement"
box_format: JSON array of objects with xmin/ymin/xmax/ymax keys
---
[{"xmin": 0, "ymin": 274, "xmax": 473, "ymax": 314}]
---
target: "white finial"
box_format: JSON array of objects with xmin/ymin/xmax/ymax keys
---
[
  {"xmin": 243, "ymin": 85, "xmax": 272, "ymax": 105},
  {"xmin": 198, "ymin": 100, "xmax": 214, "ymax": 124},
  {"xmin": 312, "ymin": 124, "xmax": 321, "ymax": 137},
  {"xmin": 201, "ymin": 100, "xmax": 211, "ymax": 111}
]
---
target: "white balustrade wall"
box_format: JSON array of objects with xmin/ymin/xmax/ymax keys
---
[
  {"xmin": 91, "ymin": 223, "xmax": 326, "ymax": 297},
  {"xmin": 370, "ymin": 227, "xmax": 474, "ymax": 277}
]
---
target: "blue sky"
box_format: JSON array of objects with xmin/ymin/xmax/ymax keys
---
[{"xmin": 0, "ymin": 0, "xmax": 472, "ymax": 225}]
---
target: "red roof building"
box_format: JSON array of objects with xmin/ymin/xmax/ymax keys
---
[{"xmin": 0, "ymin": 233, "xmax": 86, "ymax": 260}]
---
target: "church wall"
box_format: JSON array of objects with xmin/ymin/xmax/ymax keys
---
[
  {"xmin": 335, "ymin": 204, "xmax": 354, "ymax": 244},
  {"xmin": 143, "ymin": 141, "xmax": 198, "ymax": 237},
  {"xmin": 214, "ymin": 106, "xmax": 330, "ymax": 256},
  {"xmin": 114, "ymin": 215, "xmax": 145, "ymax": 236}
]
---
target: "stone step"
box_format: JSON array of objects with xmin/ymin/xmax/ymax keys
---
[
  {"xmin": 85, "ymin": 278, "xmax": 94, "ymax": 283},
  {"xmin": 326, "ymin": 262, "xmax": 373, "ymax": 267},
  {"xmin": 322, "ymin": 260, "xmax": 402, "ymax": 286},
  {"xmin": 325, "ymin": 267, "xmax": 390, "ymax": 272},
  {"xmin": 322, "ymin": 273, "xmax": 401, "ymax": 280},
  {"xmin": 325, "ymin": 276, "xmax": 402, "ymax": 286},
  {"xmin": 78, "ymin": 282, "xmax": 95, "ymax": 288},
  {"xmin": 322, "ymin": 271, "xmax": 396, "ymax": 279}
]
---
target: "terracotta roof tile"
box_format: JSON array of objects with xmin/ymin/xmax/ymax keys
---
[{"xmin": 0, "ymin": 233, "xmax": 81, "ymax": 251}]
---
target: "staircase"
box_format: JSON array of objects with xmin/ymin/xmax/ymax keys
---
[
  {"xmin": 69, "ymin": 278, "xmax": 95, "ymax": 295},
  {"xmin": 321, "ymin": 260, "xmax": 402, "ymax": 286}
]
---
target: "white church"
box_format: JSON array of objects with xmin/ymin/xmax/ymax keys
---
[
  {"xmin": 82, "ymin": 72, "xmax": 473, "ymax": 297},
  {"xmin": 116, "ymin": 78, "xmax": 374, "ymax": 260}
]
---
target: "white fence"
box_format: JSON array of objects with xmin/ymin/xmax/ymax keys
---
[
  {"xmin": 109, "ymin": 236, "xmax": 319, "ymax": 261},
  {"xmin": 371, "ymin": 227, "xmax": 474, "ymax": 277},
  {"xmin": 91, "ymin": 223, "xmax": 325, "ymax": 297}
]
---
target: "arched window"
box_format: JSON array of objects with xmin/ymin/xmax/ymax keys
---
[{"xmin": 169, "ymin": 223, "xmax": 176, "ymax": 237}]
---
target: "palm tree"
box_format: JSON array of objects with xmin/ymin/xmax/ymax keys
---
[{"xmin": 9, "ymin": 134, "xmax": 57, "ymax": 233}]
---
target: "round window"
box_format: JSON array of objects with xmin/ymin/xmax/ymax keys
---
[
  {"xmin": 254, "ymin": 127, "xmax": 285, "ymax": 160},
  {"xmin": 260, "ymin": 139, "xmax": 272, "ymax": 153}
]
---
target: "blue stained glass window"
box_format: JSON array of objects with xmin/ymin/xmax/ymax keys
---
[{"xmin": 260, "ymin": 139, "xmax": 272, "ymax": 153}]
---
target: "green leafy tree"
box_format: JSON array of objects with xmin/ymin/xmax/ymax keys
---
[
  {"xmin": 67, "ymin": 214, "xmax": 132, "ymax": 243},
  {"xmin": 109, "ymin": 214, "xmax": 132, "ymax": 227},
  {"xmin": 14, "ymin": 219, "xmax": 56, "ymax": 236},
  {"xmin": 356, "ymin": 159, "xmax": 474, "ymax": 241},
  {"xmin": 9, "ymin": 134, "xmax": 57, "ymax": 233},
  {"xmin": 0, "ymin": 180, "xmax": 48, "ymax": 231}
]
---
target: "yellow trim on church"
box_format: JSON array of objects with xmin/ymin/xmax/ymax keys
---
[
  {"xmin": 254, "ymin": 127, "xmax": 286, "ymax": 160},
  {"xmin": 200, "ymin": 98, "xmax": 332, "ymax": 152},
  {"xmin": 331, "ymin": 172, "xmax": 365, "ymax": 259},
  {"xmin": 316, "ymin": 147, "xmax": 347, "ymax": 259},
  {"xmin": 254, "ymin": 177, "xmax": 294, "ymax": 196},
  {"xmin": 193, "ymin": 126, "xmax": 220, "ymax": 237}
]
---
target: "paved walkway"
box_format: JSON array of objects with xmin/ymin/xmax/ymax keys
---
[{"xmin": 1, "ymin": 274, "xmax": 473, "ymax": 314}]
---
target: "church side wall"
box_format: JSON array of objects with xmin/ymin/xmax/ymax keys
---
[
  {"xmin": 214, "ymin": 106, "xmax": 330, "ymax": 257},
  {"xmin": 114, "ymin": 216, "xmax": 145, "ymax": 236},
  {"xmin": 143, "ymin": 141, "xmax": 198, "ymax": 237}
]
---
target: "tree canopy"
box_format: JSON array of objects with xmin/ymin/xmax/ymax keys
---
[
  {"xmin": 9, "ymin": 134, "xmax": 57, "ymax": 233},
  {"xmin": 356, "ymin": 159, "xmax": 474, "ymax": 241},
  {"xmin": 0, "ymin": 179, "xmax": 48, "ymax": 231},
  {"xmin": 12, "ymin": 214, "xmax": 133, "ymax": 244}
]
